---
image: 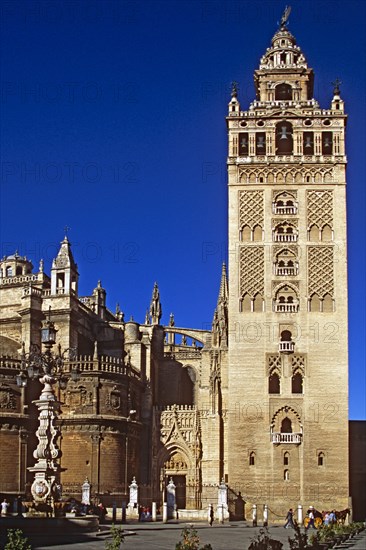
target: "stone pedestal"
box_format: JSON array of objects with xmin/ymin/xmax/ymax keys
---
[{"xmin": 217, "ymin": 478, "xmax": 229, "ymax": 521}]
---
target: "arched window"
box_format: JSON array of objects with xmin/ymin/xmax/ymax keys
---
[
  {"xmin": 309, "ymin": 224, "xmax": 319, "ymax": 241},
  {"xmin": 5, "ymin": 266, "xmax": 12, "ymax": 277},
  {"xmin": 281, "ymin": 330, "xmax": 292, "ymax": 342},
  {"xmin": 249, "ymin": 452, "xmax": 255, "ymax": 466},
  {"xmin": 256, "ymin": 133, "xmax": 266, "ymax": 155},
  {"xmin": 318, "ymin": 452, "xmax": 324, "ymax": 466},
  {"xmin": 281, "ymin": 417, "xmax": 292, "ymax": 433},
  {"xmin": 253, "ymin": 225, "xmax": 262, "ymax": 241},
  {"xmin": 276, "ymin": 121, "xmax": 293, "ymax": 155},
  {"xmin": 239, "ymin": 133, "xmax": 249, "ymax": 156},
  {"xmin": 241, "ymin": 294, "xmax": 251, "ymax": 313},
  {"xmin": 322, "ymin": 132, "xmax": 333, "ymax": 155},
  {"xmin": 323, "ymin": 294, "xmax": 333, "ymax": 313},
  {"xmin": 303, "ymin": 132, "xmax": 314, "ymax": 154},
  {"xmin": 274, "ymin": 222, "xmax": 297, "ymax": 242},
  {"xmin": 292, "ymin": 372, "xmax": 303, "ymax": 394},
  {"xmin": 275, "ymin": 83, "xmax": 292, "ymax": 100},
  {"xmin": 275, "ymin": 249, "xmax": 297, "ymax": 276},
  {"xmin": 275, "ymin": 286, "xmax": 299, "ymax": 312},
  {"xmin": 284, "ymin": 469, "xmax": 290, "ymax": 481},
  {"xmin": 269, "ymin": 372, "xmax": 280, "ymax": 394},
  {"xmin": 284, "ymin": 452, "xmax": 290, "ymax": 466},
  {"xmin": 321, "ymin": 224, "xmax": 332, "ymax": 241},
  {"xmin": 16, "ymin": 266, "xmax": 22, "ymax": 275},
  {"xmin": 309, "ymin": 293, "xmax": 321, "ymax": 312},
  {"xmin": 241, "ymin": 225, "xmax": 251, "ymax": 241},
  {"xmin": 253, "ymin": 293, "xmax": 264, "ymax": 312}
]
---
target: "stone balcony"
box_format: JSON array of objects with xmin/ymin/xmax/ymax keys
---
[
  {"xmin": 273, "ymin": 233, "xmax": 297, "ymax": 242},
  {"xmin": 275, "ymin": 266, "xmax": 298, "ymax": 276},
  {"xmin": 279, "ymin": 341, "xmax": 295, "ymax": 353},
  {"xmin": 271, "ymin": 432, "xmax": 302, "ymax": 444},
  {"xmin": 275, "ymin": 303, "xmax": 299, "ymax": 313},
  {"xmin": 273, "ymin": 206, "xmax": 297, "ymax": 215}
]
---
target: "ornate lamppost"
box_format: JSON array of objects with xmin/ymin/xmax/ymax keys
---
[{"xmin": 16, "ymin": 318, "xmax": 80, "ymax": 508}]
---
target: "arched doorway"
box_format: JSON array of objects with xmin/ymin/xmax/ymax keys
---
[{"xmin": 163, "ymin": 451, "xmax": 188, "ymax": 509}]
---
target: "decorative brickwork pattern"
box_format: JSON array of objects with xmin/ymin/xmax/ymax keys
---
[
  {"xmin": 307, "ymin": 190, "xmax": 333, "ymax": 229},
  {"xmin": 291, "ymin": 354, "xmax": 306, "ymax": 374},
  {"xmin": 308, "ymin": 246, "xmax": 334, "ymax": 297},
  {"xmin": 267, "ymin": 354, "xmax": 282, "ymax": 375},
  {"xmin": 239, "ymin": 190, "xmax": 264, "ymax": 230},
  {"xmin": 239, "ymin": 166, "xmax": 334, "ymax": 185},
  {"xmin": 239, "ymin": 246, "xmax": 264, "ymax": 297}
]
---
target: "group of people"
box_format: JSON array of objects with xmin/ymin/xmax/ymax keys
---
[
  {"xmin": 138, "ymin": 505, "xmax": 152, "ymax": 521},
  {"xmin": 284, "ymin": 506, "xmax": 338, "ymax": 530},
  {"xmin": 284, "ymin": 506, "xmax": 318, "ymax": 529}
]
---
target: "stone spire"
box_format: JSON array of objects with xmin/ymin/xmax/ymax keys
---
[
  {"xmin": 149, "ymin": 282, "xmax": 162, "ymax": 325},
  {"xmin": 212, "ymin": 264, "xmax": 228, "ymax": 347},
  {"xmin": 218, "ymin": 263, "xmax": 228, "ymax": 304}
]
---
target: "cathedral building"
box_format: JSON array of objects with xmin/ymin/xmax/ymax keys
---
[{"xmin": 0, "ymin": 15, "xmax": 352, "ymax": 519}]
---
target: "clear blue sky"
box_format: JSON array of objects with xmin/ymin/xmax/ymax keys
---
[{"xmin": 1, "ymin": 0, "xmax": 365, "ymax": 419}]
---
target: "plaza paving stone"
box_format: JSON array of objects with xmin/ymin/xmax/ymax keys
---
[{"xmin": 1, "ymin": 519, "xmax": 365, "ymax": 550}]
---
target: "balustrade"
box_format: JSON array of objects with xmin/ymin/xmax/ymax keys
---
[
  {"xmin": 271, "ymin": 432, "xmax": 302, "ymax": 444},
  {"xmin": 273, "ymin": 233, "xmax": 297, "ymax": 242},
  {"xmin": 275, "ymin": 303, "xmax": 299, "ymax": 313},
  {"xmin": 279, "ymin": 341, "xmax": 295, "ymax": 353},
  {"xmin": 275, "ymin": 266, "xmax": 297, "ymax": 276}
]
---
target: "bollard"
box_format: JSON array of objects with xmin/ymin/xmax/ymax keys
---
[
  {"xmin": 263, "ymin": 504, "xmax": 268, "ymax": 527},
  {"xmin": 152, "ymin": 501, "xmax": 157, "ymax": 521},
  {"xmin": 252, "ymin": 504, "xmax": 257, "ymax": 527},
  {"xmin": 122, "ymin": 503, "xmax": 126, "ymax": 523},
  {"xmin": 163, "ymin": 502, "xmax": 168, "ymax": 523},
  {"xmin": 297, "ymin": 504, "xmax": 303, "ymax": 525},
  {"xmin": 112, "ymin": 502, "xmax": 117, "ymax": 522}
]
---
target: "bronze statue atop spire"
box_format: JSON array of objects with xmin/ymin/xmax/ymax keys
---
[
  {"xmin": 280, "ymin": 5, "xmax": 291, "ymax": 29},
  {"xmin": 332, "ymin": 77, "xmax": 342, "ymax": 95}
]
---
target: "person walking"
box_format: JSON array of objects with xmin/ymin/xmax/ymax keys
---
[
  {"xmin": 284, "ymin": 508, "xmax": 295, "ymax": 528},
  {"xmin": 209, "ymin": 504, "xmax": 214, "ymax": 526},
  {"xmin": 306, "ymin": 506, "xmax": 316, "ymax": 529},
  {"xmin": 1, "ymin": 498, "xmax": 10, "ymax": 516}
]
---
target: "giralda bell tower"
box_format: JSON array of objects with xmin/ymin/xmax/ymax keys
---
[{"xmin": 226, "ymin": 9, "xmax": 349, "ymax": 514}]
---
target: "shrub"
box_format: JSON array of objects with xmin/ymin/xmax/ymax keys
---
[
  {"xmin": 4, "ymin": 529, "xmax": 32, "ymax": 550},
  {"xmin": 248, "ymin": 527, "xmax": 283, "ymax": 550},
  {"xmin": 105, "ymin": 524, "xmax": 125, "ymax": 549},
  {"xmin": 288, "ymin": 522, "xmax": 308, "ymax": 550},
  {"xmin": 175, "ymin": 527, "xmax": 213, "ymax": 550}
]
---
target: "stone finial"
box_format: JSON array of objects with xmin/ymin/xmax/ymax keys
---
[
  {"xmin": 145, "ymin": 309, "xmax": 151, "ymax": 325},
  {"xmin": 169, "ymin": 313, "xmax": 175, "ymax": 327}
]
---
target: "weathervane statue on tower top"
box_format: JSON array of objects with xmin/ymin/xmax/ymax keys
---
[
  {"xmin": 331, "ymin": 77, "xmax": 342, "ymax": 95},
  {"xmin": 280, "ymin": 5, "xmax": 291, "ymax": 29}
]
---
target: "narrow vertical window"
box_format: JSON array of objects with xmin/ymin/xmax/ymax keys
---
[
  {"xmin": 249, "ymin": 452, "xmax": 255, "ymax": 466},
  {"xmin": 303, "ymin": 132, "xmax": 314, "ymax": 154},
  {"xmin": 322, "ymin": 132, "xmax": 333, "ymax": 155},
  {"xmin": 256, "ymin": 133, "xmax": 266, "ymax": 155},
  {"xmin": 276, "ymin": 122, "xmax": 293, "ymax": 155},
  {"xmin": 318, "ymin": 452, "xmax": 324, "ymax": 466},
  {"xmin": 239, "ymin": 133, "xmax": 249, "ymax": 156}
]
